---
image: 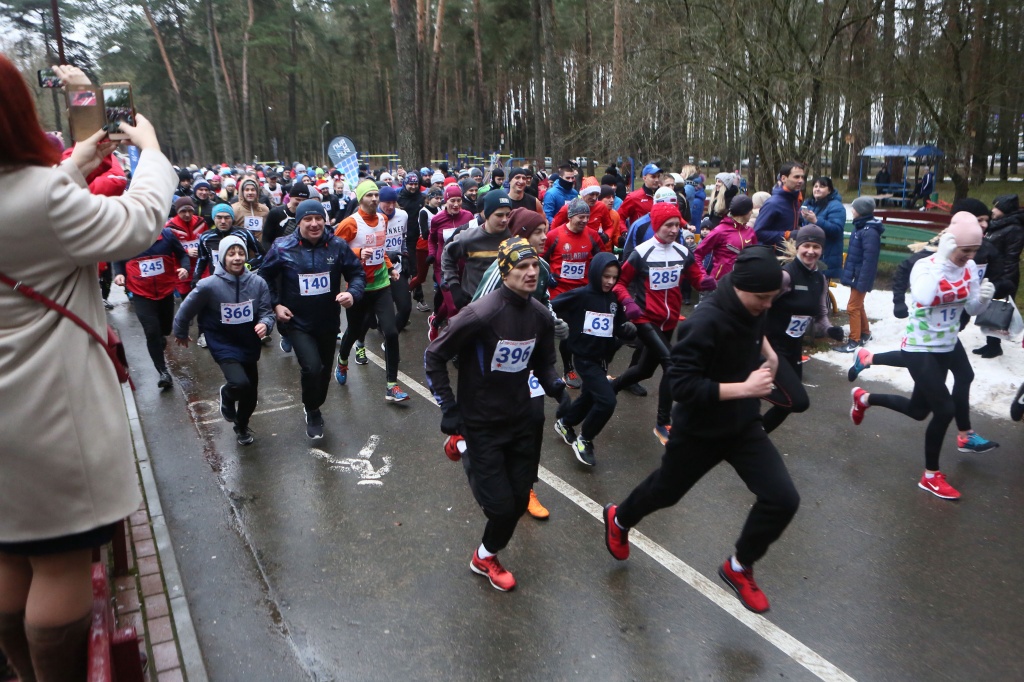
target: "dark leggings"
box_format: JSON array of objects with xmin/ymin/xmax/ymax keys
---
[
  {"xmin": 99, "ymin": 266, "xmax": 112, "ymax": 299},
  {"xmin": 870, "ymin": 348, "xmax": 972, "ymax": 432},
  {"xmin": 761, "ymin": 347, "xmax": 810, "ymax": 434},
  {"xmin": 616, "ymin": 422, "xmax": 799, "ymax": 567},
  {"xmin": 561, "ymin": 356, "xmax": 617, "ymax": 441},
  {"xmin": 867, "ymin": 343, "xmax": 973, "ymax": 470},
  {"xmin": 220, "ymin": 361, "xmax": 259, "ymax": 427},
  {"xmin": 289, "ymin": 327, "xmax": 338, "ymax": 412},
  {"xmin": 408, "ymin": 247, "xmax": 430, "ymax": 301},
  {"xmin": 559, "ymin": 340, "xmax": 574, "ymax": 375},
  {"xmin": 339, "ymin": 287, "xmax": 400, "ymax": 383},
  {"xmin": 133, "ymin": 295, "xmax": 174, "ymax": 372},
  {"xmin": 611, "ymin": 323, "xmax": 673, "ymax": 427},
  {"xmin": 356, "ymin": 271, "xmax": 413, "ymax": 336}
]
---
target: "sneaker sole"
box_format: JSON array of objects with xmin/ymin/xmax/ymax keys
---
[
  {"xmin": 653, "ymin": 428, "xmax": 669, "ymax": 446},
  {"xmin": 603, "ymin": 504, "xmax": 628, "ymax": 561},
  {"xmin": 957, "ymin": 443, "xmax": 998, "ymax": 453},
  {"xmin": 307, "ymin": 431, "xmax": 324, "ymax": 440},
  {"xmin": 469, "ymin": 561, "xmax": 514, "ymax": 592},
  {"xmin": 917, "ymin": 481, "xmax": 960, "ymax": 500},
  {"xmin": 237, "ymin": 436, "xmax": 254, "ymax": 446},
  {"xmin": 718, "ymin": 566, "xmax": 770, "ymax": 614},
  {"xmin": 385, "ymin": 394, "xmax": 410, "ymax": 402},
  {"xmin": 553, "ymin": 423, "xmax": 574, "ymax": 446},
  {"xmin": 573, "ymin": 446, "xmax": 595, "ymax": 467}
]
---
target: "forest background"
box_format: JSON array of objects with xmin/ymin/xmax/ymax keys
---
[{"xmin": 2, "ymin": 0, "xmax": 1022, "ymax": 198}]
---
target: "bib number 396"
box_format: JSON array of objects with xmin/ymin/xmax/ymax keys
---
[
  {"xmin": 491, "ymin": 339, "xmax": 535, "ymax": 373},
  {"xmin": 220, "ymin": 300, "xmax": 253, "ymax": 324},
  {"xmin": 298, "ymin": 271, "xmax": 330, "ymax": 296}
]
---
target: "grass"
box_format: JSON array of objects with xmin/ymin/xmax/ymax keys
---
[{"xmin": 934, "ymin": 178, "xmax": 1023, "ymax": 207}]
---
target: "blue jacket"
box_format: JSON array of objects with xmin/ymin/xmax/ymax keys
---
[
  {"xmin": 754, "ymin": 186, "xmax": 801, "ymax": 248},
  {"xmin": 258, "ymin": 231, "xmax": 366, "ymax": 334},
  {"xmin": 543, "ymin": 180, "xmax": 579, "ymax": 221},
  {"xmin": 802, "ymin": 189, "xmax": 846, "ymax": 278},
  {"xmin": 686, "ymin": 185, "xmax": 706, "ymax": 226},
  {"xmin": 841, "ymin": 216, "xmax": 885, "ymax": 292}
]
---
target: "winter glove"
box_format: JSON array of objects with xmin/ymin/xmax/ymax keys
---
[
  {"xmin": 699, "ymin": 275, "xmax": 717, "ymax": 291},
  {"xmin": 893, "ymin": 301, "xmax": 909, "ymax": 319},
  {"xmin": 449, "ymin": 283, "xmax": 471, "ymax": 309},
  {"xmin": 440, "ymin": 403, "xmax": 462, "ymax": 436},
  {"xmin": 553, "ymin": 317, "xmax": 570, "ymax": 340},
  {"xmin": 935, "ymin": 232, "xmax": 957, "ymax": 263},
  {"xmin": 826, "ymin": 326, "xmax": 845, "ymax": 342},
  {"xmin": 425, "ymin": 254, "xmax": 436, "ymax": 266},
  {"xmin": 623, "ymin": 299, "xmax": 643, "ymax": 321},
  {"xmin": 618, "ymin": 321, "xmax": 638, "ymax": 341},
  {"xmin": 978, "ymin": 277, "xmax": 995, "ymax": 306}
]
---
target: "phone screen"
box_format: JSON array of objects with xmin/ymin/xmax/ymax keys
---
[
  {"xmin": 37, "ymin": 69, "xmax": 60, "ymax": 88},
  {"xmin": 103, "ymin": 87, "xmax": 134, "ymax": 127},
  {"xmin": 70, "ymin": 89, "xmax": 99, "ymax": 107}
]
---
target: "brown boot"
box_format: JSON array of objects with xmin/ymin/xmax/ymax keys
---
[
  {"xmin": 25, "ymin": 613, "xmax": 90, "ymax": 682},
  {"xmin": 0, "ymin": 610, "xmax": 36, "ymax": 682}
]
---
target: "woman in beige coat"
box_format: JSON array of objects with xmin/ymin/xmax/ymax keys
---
[{"xmin": 0, "ymin": 60, "xmax": 175, "ymax": 681}]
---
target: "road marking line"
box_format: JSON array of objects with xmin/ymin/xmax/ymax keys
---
[
  {"xmin": 375, "ymin": 351, "xmax": 857, "ymax": 682},
  {"xmin": 197, "ymin": 404, "xmax": 298, "ymax": 425}
]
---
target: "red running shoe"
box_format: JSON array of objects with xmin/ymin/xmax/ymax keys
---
[
  {"xmin": 850, "ymin": 387, "xmax": 869, "ymax": 426},
  {"xmin": 918, "ymin": 471, "xmax": 961, "ymax": 500},
  {"xmin": 470, "ymin": 550, "xmax": 516, "ymax": 591},
  {"xmin": 443, "ymin": 434, "xmax": 466, "ymax": 462},
  {"xmin": 718, "ymin": 559, "xmax": 770, "ymax": 613},
  {"xmin": 603, "ymin": 504, "xmax": 629, "ymax": 560}
]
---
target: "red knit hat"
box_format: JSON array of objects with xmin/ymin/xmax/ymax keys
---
[
  {"xmin": 443, "ymin": 184, "xmax": 463, "ymax": 201},
  {"xmin": 650, "ymin": 202, "xmax": 683, "ymax": 235}
]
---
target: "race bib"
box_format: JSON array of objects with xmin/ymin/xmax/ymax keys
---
[
  {"xmin": 244, "ymin": 216, "xmax": 263, "ymax": 232},
  {"xmin": 583, "ymin": 311, "xmax": 614, "ymax": 337},
  {"xmin": 385, "ymin": 224, "xmax": 404, "ymax": 252},
  {"xmin": 527, "ymin": 371, "xmax": 545, "ymax": 398},
  {"xmin": 181, "ymin": 239, "xmax": 199, "ymax": 253},
  {"xmin": 138, "ymin": 257, "xmax": 165, "ymax": 278},
  {"xmin": 298, "ymin": 271, "xmax": 330, "ymax": 296},
  {"xmin": 786, "ymin": 315, "xmax": 811, "ymax": 338},
  {"xmin": 321, "ymin": 201, "xmax": 333, "ymax": 215},
  {"xmin": 442, "ymin": 227, "xmax": 457, "ymax": 243},
  {"xmin": 649, "ymin": 266, "xmax": 681, "ymax": 291},
  {"xmin": 561, "ymin": 260, "xmax": 586, "ymax": 280},
  {"xmin": 366, "ymin": 247, "xmax": 386, "ymax": 266},
  {"xmin": 926, "ymin": 304, "xmax": 962, "ymax": 329},
  {"xmin": 211, "ymin": 250, "xmax": 219, "ymax": 264},
  {"xmin": 977, "ymin": 264, "xmax": 987, "ymax": 280},
  {"xmin": 490, "ymin": 339, "xmax": 535, "ymax": 373},
  {"xmin": 220, "ymin": 300, "xmax": 254, "ymax": 325}
]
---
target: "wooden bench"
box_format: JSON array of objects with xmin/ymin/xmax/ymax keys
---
[{"xmin": 843, "ymin": 216, "xmax": 942, "ymax": 264}]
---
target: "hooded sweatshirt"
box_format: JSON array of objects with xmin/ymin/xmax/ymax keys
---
[
  {"xmin": 692, "ymin": 215, "xmax": 757, "ymax": 280},
  {"xmin": 232, "ymin": 178, "xmax": 270, "ymax": 235},
  {"xmin": 551, "ymin": 252, "xmax": 629, "ymax": 361}
]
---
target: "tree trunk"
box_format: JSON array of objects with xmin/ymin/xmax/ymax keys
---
[
  {"xmin": 966, "ymin": 0, "xmax": 990, "ymax": 187},
  {"xmin": 212, "ymin": 16, "xmax": 243, "ymax": 160},
  {"xmin": 390, "ymin": 0, "xmax": 421, "ymax": 168},
  {"xmin": 472, "ymin": 0, "xmax": 487, "ymax": 154},
  {"xmin": 539, "ymin": 0, "xmax": 568, "ymax": 164},
  {"xmin": 288, "ymin": 15, "xmax": 298, "ymax": 160},
  {"xmin": 140, "ymin": 0, "xmax": 200, "ymax": 160},
  {"xmin": 424, "ymin": 0, "xmax": 447, "ymax": 160},
  {"xmin": 240, "ymin": 0, "xmax": 255, "ymax": 162},
  {"xmin": 612, "ymin": 0, "xmax": 624, "ymax": 96},
  {"xmin": 205, "ymin": 0, "xmax": 233, "ymax": 160}
]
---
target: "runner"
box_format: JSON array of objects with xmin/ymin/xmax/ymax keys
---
[
  {"xmin": 113, "ymin": 226, "xmax": 190, "ymax": 389},
  {"xmin": 506, "ymin": 167, "xmax": 544, "ymax": 213},
  {"xmin": 850, "ymin": 213, "xmax": 997, "ymax": 500},
  {"xmin": 441, "ymin": 190, "xmax": 513, "ymax": 311},
  {"xmin": 692, "ymin": 194, "xmax": 758, "ymax": 282},
  {"xmin": 425, "ymin": 237, "xmax": 569, "ymax": 591},
  {"xmin": 263, "ymin": 183, "xmax": 310, "ymax": 251},
  {"xmin": 426, "ymin": 184, "xmax": 473, "ymax": 339},
  {"xmin": 172, "ymin": 235, "xmax": 275, "ymax": 445},
  {"xmin": 378, "ymin": 186, "xmax": 413, "ymax": 331},
  {"xmin": 231, "ymin": 178, "xmax": 269, "ymax": 240},
  {"xmin": 409, "ymin": 187, "xmax": 443, "ymax": 312},
  {"xmin": 334, "ymin": 180, "xmax": 410, "ymax": 402},
  {"xmin": 165, "ymin": 197, "xmax": 208, "ymax": 297},
  {"xmin": 259, "ymin": 199, "xmax": 366, "ymax": 439},
  {"xmin": 603, "ymin": 246, "xmax": 800, "ymax": 614},
  {"xmin": 621, "ymin": 187, "xmax": 681, "ymax": 260},
  {"xmin": 618, "ymin": 163, "xmax": 661, "ymax": 227}
]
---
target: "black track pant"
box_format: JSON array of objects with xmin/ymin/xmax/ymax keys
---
[
  {"xmin": 559, "ymin": 340, "xmax": 574, "ymax": 375},
  {"xmin": 616, "ymin": 422, "xmax": 799, "ymax": 567},
  {"xmin": 561, "ymin": 356, "xmax": 617, "ymax": 441},
  {"xmin": 391, "ymin": 270, "xmax": 412, "ymax": 332},
  {"xmin": 133, "ymin": 295, "xmax": 174, "ymax": 373},
  {"xmin": 99, "ymin": 266, "xmax": 112, "ymax": 300},
  {"xmin": 339, "ymin": 287, "xmax": 400, "ymax": 383},
  {"xmin": 761, "ymin": 348, "xmax": 810, "ymax": 434},
  {"xmin": 870, "ymin": 349, "xmax": 973, "ymax": 433},
  {"xmin": 220, "ymin": 361, "xmax": 259, "ymax": 428},
  {"xmin": 461, "ymin": 420, "xmax": 540, "ymax": 554},
  {"xmin": 611, "ymin": 323, "xmax": 672, "ymax": 427},
  {"xmin": 867, "ymin": 343, "xmax": 973, "ymax": 471},
  {"xmin": 289, "ymin": 327, "xmax": 338, "ymax": 412}
]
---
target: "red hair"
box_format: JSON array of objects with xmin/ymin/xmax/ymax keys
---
[{"xmin": 0, "ymin": 53, "xmax": 62, "ymax": 169}]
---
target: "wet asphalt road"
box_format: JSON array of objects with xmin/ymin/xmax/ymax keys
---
[{"xmin": 110, "ymin": 293, "xmax": 1024, "ymax": 682}]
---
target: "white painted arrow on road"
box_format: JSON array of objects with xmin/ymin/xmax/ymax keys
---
[{"xmin": 310, "ymin": 435, "xmax": 392, "ymax": 486}]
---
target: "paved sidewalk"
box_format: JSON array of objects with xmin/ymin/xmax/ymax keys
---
[{"xmin": 113, "ymin": 383, "xmax": 208, "ymax": 682}]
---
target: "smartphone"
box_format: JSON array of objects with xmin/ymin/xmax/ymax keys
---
[
  {"xmin": 101, "ymin": 82, "xmax": 135, "ymax": 141},
  {"xmin": 37, "ymin": 68, "xmax": 60, "ymax": 88},
  {"xmin": 65, "ymin": 84, "xmax": 106, "ymax": 142}
]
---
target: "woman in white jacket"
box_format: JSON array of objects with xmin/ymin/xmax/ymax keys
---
[{"xmin": 0, "ymin": 60, "xmax": 174, "ymax": 680}]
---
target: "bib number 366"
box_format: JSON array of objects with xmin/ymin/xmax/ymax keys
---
[
  {"xmin": 220, "ymin": 300, "xmax": 253, "ymax": 324},
  {"xmin": 491, "ymin": 339, "xmax": 535, "ymax": 373}
]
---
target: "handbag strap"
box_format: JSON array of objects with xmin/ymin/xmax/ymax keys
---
[{"xmin": 0, "ymin": 270, "xmax": 113, "ymax": 350}]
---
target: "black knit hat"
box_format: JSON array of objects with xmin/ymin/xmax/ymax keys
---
[
  {"xmin": 729, "ymin": 194, "xmax": 754, "ymax": 216},
  {"xmin": 732, "ymin": 246, "xmax": 782, "ymax": 292},
  {"xmin": 951, "ymin": 198, "xmax": 990, "ymax": 219}
]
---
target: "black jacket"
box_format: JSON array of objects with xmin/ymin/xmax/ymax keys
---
[
  {"xmin": 986, "ymin": 210, "xmax": 1024, "ymax": 295},
  {"xmin": 668, "ymin": 274, "xmax": 767, "ymax": 438},
  {"xmin": 424, "ymin": 284, "xmax": 562, "ymax": 427},
  {"xmin": 397, "ymin": 187, "xmax": 424, "ymax": 216},
  {"xmin": 552, "ymin": 252, "xmax": 630, "ymax": 362}
]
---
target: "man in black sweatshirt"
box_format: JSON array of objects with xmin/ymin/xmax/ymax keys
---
[{"xmin": 602, "ymin": 246, "xmax": 800, "ymax": 614}]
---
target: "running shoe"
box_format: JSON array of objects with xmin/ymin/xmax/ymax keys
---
[
  {"xmin": 470, "ymin": 550, "xmax": 516, "ymax": 592},
  {"xmin": 603, "ymin": 504, "xmax": 629, "ymax": 560},
  {"xmin": 335, "ymin": 363, "xmax": 348, "ymax": 386},
  {"xmin": 918, "ymin": 471, "xmax": 960, "ymax": 500},
  {"xmin": 626, "ymin": 383, "xmax": 647, "ymax": 397},
  {"xmin": 850, "ymin": 387, "xmax": 869, "ymax": 425},
  {"xmin": 280, "ymin": 336, "xmax": 292, "ymax": 353},
  {"xmin": 527, "ymin": 489, "xmax": 549, "ymax": 519},
  {"xmin": 653, "ymin": 424, "xmax": 671, "ymax": 446},
  {"xmin": 385, "ymin": 384, "xmax": 410, "ymax": 402},
  {"xmin": 196, "ymin": 333, "xmax": 207, "ymax": 348},
  {"xmin": 103, "ymin": 299, "xmax": 114, "ymax": 310},
  {"xmin": 305, "ymin": 409, "xmax": 324, "ymax": 440},
  {"xmin": 563, "ymin": 370, "xmax": 582, "ymax": 389},
  {"xmin": 572, "ymin": 437, "xmax": 596, "ymax": 466},
  {"xmin": 234, "ymin": 425, "xmax": 254, "ymax": 446},
  {"xmin": 416, "ymin": 301, "xmax": 431, "ymax": 312},
  {"xmin": 956, "ymin": 432, "xmax": 999, "ymax": 453},
  {"xmin": 443, "ymin": 434, "xmax": 466, "ymax": 462},
  {"xmin": 553, "ymin": 419, "xmax": 577, "ymax": 446},
  {"xmin": 718, "ymin": 559, "xmax": 770, "ymax": 613},
  {"xmin": 835, "ymin": 340, "xmax": 860, "ymax": 353},
  {"xmin": 219, "ymin": 384, "xmax": 236, "ymax": 423},
  {"xmin": 860, "ymin": 332, "xmax": 872, "ymax": 343},
  {"xmin": 1011, "ymin": 383, "xmax": 1024, "ymax": 422},
  {"xmin": 427, "ymin": 314, "xmax": 439, "ymax": 342},
  {"xmin": 354, "ymin": 343, "xmax": 368, "ymax": 365},
  {"xmin": 157, "ymin": 371, "xmax": 173, "ymax": 390},
  {"xmin": 847, "ymin": 347, "xmax": 873, "ymax": 382}
]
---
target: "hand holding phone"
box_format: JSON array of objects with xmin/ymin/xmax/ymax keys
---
[{"xmin": 37, "ymin": 68, "xmax": 60, "ymax": 88}]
